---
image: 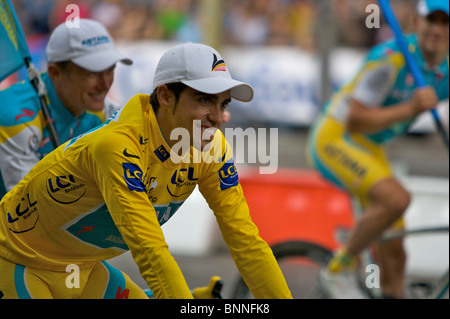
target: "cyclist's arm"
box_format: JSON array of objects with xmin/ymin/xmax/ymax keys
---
[
  {"xmin": 347, "ymin": 87, "xmax": 438, "ymax": 134},
  {"xmin": 90, "ymin": 133, "xmax": 193, "ymax": 299},
  {"xmin": 347, "ymin": 53, "xmax": 438, "ymax": 134},
  {"xmin": 0, "ymin": 83, "xmax": 45, "ymax": 195},
  {"xmin": 0, "ymin": 121, "xmax": 42, "ymax": 195},
  {"xmin": 198, "ymin": 135, "xmax": 292, "ymax": 299},
  {"xmin": 200, "ymin": 180, "xmax": 292, "ymax": 299}
]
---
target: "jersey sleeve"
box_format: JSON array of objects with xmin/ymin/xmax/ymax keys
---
[
  {"xmin": 0, "ymin": 86, "xmax": 42, "ymax": 196},
  {"xmin": 198, "ymin": 136, "xmax": 292, "ymax": 299},
  {"xmin": 89, "ymin": 132, "xmax": 193, "ymax": 299},
  {"xmin": 351, "ymin": 52, "xmax": 401, "ymax": 108},
  {"xmin": 0, "ymin": 127, "xmax": 41, "ymax": 193}
]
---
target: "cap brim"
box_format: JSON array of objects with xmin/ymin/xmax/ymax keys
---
[
  {"xmin": 181, "ymin": 77, "xmax": 254, "ymax": 102},
  {"xmin": 71, "ymin": 49, "xmax": 133, "ymax": 72}
]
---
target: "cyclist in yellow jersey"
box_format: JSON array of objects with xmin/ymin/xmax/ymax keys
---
[
  {"xmin": 307, "ymin": 0, "xmax": 448, "ymax": 298},
  {"xmin": 0, "ymin": 42, "xmax": 292, "ymax": 299}
]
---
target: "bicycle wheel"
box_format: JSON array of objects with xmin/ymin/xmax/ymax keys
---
[
  {"xmin": 401, "ymin": 227, "xmax": 449, "ymax": 299},
  {"xmin": 360, "ymin": 226, "xmax": 449, "ymax": 299},
  {"xmin": 231, "ymin": 241, "xmax": 333, "ymax": 299}
]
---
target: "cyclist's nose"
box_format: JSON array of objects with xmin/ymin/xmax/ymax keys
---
[{"xmin": 208, "ymin": 104, "xmax": 224, "ymax": 127}]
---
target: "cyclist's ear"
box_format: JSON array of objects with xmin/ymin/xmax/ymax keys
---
[
  {"xmin": 47, "ymin": 63, "xmax": 61, "ymax": 80},
  {"xmin": 156, "ymin": 85, "xmax": 174, "ymax": 110}
]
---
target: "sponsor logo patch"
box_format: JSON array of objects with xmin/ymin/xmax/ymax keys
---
[
  {"xmin": 211, "ymin": 53, "xmax": 227, "ymax": 72},
  {"xmin": 154, "ymin": 145, "xmax": 170, "ymax": 162},
  {"xmin": 46, "ymin": 174, "xmax": 86, "ymax": 204},
  {"xmin": 218, "ymin": 159, "xmax": 239, "ymax": 190},
  {"xmin": 123, "ymin": 163, "xmax": 146, "ymax": 192}
]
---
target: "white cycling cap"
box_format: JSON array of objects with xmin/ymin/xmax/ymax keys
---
[
  {"xmin": 152, "ymin": 42, "xmax": 254, "ymax": 103},
  {"xmin": 46, "ymin": 19, "xmax": 132, "ymax": 72}
]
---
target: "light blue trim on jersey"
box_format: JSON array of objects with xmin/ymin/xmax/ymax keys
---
[
  {"xmin": 0, "ymin": 170, "xmax": 7, "ymax": 200},
  {"xmin": 101, "ymin": 261, "xmax": 126, "ymax": 299},
  {"xmin": 14, "ymin": 264, "xmax": 32, "ymax": 299},
  {"xmin": 307, "ymin": 116, "xmax": 346, "ymax": 191},
  {"xmin": 62, "ymin": 203, "xmax": 129, "ymax": 252}
]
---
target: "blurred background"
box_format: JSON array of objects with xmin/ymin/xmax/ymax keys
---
[
  {"xmin": 1, "ymin": 0, "xmax": 448, "ymax": 298},
  {"xmin": 3, "ymin": 0, "xmax": 447, "ymax": 130}
]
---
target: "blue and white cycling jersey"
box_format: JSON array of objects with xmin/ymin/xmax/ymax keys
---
[
  {"xmin": 324, "ymin": 34, "xmax": 449, "ymax": 144},
  {"xmin": 0, "ymin": 73, "xmax": 119, "ymax": 198}
]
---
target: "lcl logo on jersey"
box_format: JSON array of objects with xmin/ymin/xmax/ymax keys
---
[
  {"xmin": 123, "ymin": 163, "xmax": 146, "ymax": 192},
  {"xmin": 166, "ymin": 167, "xmax": 198, "ymax": 197},
  {"xmin": 154, "ymin": 145, "xmax": 170, "ymax": 163},
  {"xmin": 46, "ymin": 174, "xmax": 86, "ymax": 204},
  {"xmin": 218, "ymin": 159, "xmax": 239, "ymax": 190},
  {"xmin": 170, "ymin": 167, "xmax": 198, "ymax": 186},
  {"xmin": 7, "ymin": 193, "xmax": 39, "ymax": 233}
]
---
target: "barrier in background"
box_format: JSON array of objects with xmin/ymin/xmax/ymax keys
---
[
  {"xmin": 161, "ymin": 168, "xmax": 356, "ymax": 255},
  {"xmin": 400, "ymin": 175, "xmax": 449, "ymax": 278},
  {"xmin": 238, "ymin": 168, "xmax": 354, "ymax": 250},
  {"xmin": 108, "ymin": 168, "xmax": 448, "ymax": 289}
]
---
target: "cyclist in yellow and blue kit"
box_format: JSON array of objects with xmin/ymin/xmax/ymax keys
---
[
  {"xmin": 0, "ymin": 18, "xmax": 132, "ymax": 199},
  {"xmin": 0, "ymin": 42, "xmax": 292, "ymax": 299},
  {"xmin": 307, "ymin": 0, "xmax": 448, "ymax": 299}
]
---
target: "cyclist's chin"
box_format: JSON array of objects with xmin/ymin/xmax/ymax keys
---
[
  {"xmin": 424, "ymin": 37, "xmax": 448, "ymax": 55},
  {"xmin": 85, "ymin": 100, "xmax": 105, "ymax": 112}
]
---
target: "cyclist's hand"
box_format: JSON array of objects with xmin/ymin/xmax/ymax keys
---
[
  {"xmin": 192, "ymin": 276, "xmax": 223, "ymax": 299},
  {"xmin": 411, "ymin": 87, "xmax": 439, "ymax": 115}
]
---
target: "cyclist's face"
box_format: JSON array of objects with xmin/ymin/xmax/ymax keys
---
[
  {"xmin": 50, "ymin": 62, "xmax": 115, "ymax": 117},
  {"xmin": 417, "ymin": 11, "xmax": 449, "ymax": 58},
  {"xmin": 159, "ymin": 86, "xmax": 231, "ymax": 151}
]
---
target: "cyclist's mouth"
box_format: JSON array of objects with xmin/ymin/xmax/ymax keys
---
[{"xmin": 89, "ymin": 92, "xmax": 106, "ymax": 102}]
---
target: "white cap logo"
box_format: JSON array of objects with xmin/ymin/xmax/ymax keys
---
[{"xmin": 211, "ymin": 54, "xmax": 227, "ymax": 72}]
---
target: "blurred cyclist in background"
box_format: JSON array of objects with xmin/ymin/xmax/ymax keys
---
[
  {"xmin": 307, "ymin": 0, "xmax": 448, "ymax": 298},
  {"xmin": 0, "ymin": 18, "xmax": 132, "ymax": 200}
]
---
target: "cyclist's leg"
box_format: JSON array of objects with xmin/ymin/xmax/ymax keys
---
[
  {"xmin": 0, "ymin": 257, "xmax": 53, "ymax": 299},
  {"xmin": 308, "ymin": 116, "xmax": 410, "ymax": 298},
  {"xmin": 80, "ymin": 261, "xmax": 149, "ymax": 299},
  {"xmin": 345, "ymin": 168, "xmax": 408, "ymax": 298},
  {"xmin": 372, "ymin": 219, "xmax": 407, "ymax": 299},
  {"xmin": 346, "ymin": 178, "xmax": 410, "ymax": 256},
  {"xmin": 0, "ymin": 257, "xmax": 148, "ymax": 299},
  {"xmin": 309, "ymin": 118, "xmax": 407, "ymax": 253}
]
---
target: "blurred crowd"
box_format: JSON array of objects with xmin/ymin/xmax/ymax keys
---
[{"xmin": 13, "ymin": 0, "xmax": 418, "ymax": 51}]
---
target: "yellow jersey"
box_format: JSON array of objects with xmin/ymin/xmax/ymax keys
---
[{"xmin": 0, "ymin": 93, "xmax": 291, "ymax": 299}]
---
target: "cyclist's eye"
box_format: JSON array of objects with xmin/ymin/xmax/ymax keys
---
[{"xmin": 200, "ymin": 97, "xmax": 212, "ymax": 105}]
